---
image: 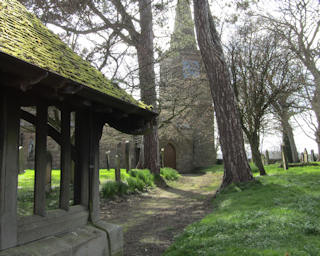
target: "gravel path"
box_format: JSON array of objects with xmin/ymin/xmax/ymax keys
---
[{"xmin": 100, "ymin": 172, "xmax": 222, "ymax": 256}]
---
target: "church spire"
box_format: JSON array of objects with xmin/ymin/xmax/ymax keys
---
[{"xmin": 170, "ymin": 0, "xmax": 197, "ymax": 51}]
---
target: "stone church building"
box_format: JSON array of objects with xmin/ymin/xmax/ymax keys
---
[
  {"xmin": 158, "ymin": 0, "xmax": 216, "ymax": 172},
  {"xmin": 20, "ymin": 0, "xmax": 216, "ymax": 173}
]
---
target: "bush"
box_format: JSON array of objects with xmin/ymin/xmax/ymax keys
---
[
  {"xmin": 126, "ymin": 176, "xmax": 146, "ymax": 192},
  {"xmin": 160, "ymin": 168, "xmax": 180, "ymax": 181},
  {"xmin": 129, "ymin": 169, "xmax": 154, "ymax": 187},
  {"xmin": 101, "ymin": 168, "xmax": 181, "ymax": 199},
  {"xmin": 101, "ymin": 181, "xmax": 129, "ymax": 198}
]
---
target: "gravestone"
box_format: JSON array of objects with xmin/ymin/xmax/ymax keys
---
[
  {"xmin": 105, "ymin": 151, "xmax": 110, "ymax": 170},
  {"xmin": 45, "ymin": 151, "xmax": 53, "ymax": 193},
  {"xmin": 124, "ymin": 141, "xmax": 130, "ymax": 173},
  {"xmin": 261, "ymin": 154, "xmax": 266, "ymax": 166},
  {"xmin": 310, "ymin": 149, "xmax": 316, "ymax": 162},
  {"xmin": 281, "ymin": 144, "xmax": 288, "ymax": 170},
  {"xmin": 303, "ymin": 148, "xmax": 308, "ymax": 163},
  {"xmin": 18, "ymin": 146, "xmax": 26, "ymax": 174},
  {"xmin": 265, "ymin": 150, "xmax": 270, "ymax": 165},
  {"xmin": 300, "ymin": 152, "xmax": 304, "ymax": 162}
]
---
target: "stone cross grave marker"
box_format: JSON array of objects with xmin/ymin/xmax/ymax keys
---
[{"xmin": 303, "ymin": 148, "xmax": 309, "ymax": 163}]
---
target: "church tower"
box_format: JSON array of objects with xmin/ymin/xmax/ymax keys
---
[{"xmin": 159, "ymin": 0, "xmax": 216, "ymax": 172}]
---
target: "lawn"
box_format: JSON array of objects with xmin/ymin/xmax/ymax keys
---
[
  {"xmin": 17, "ymin": 167, "xmax": 180, "ymax": 216},
  {"xmin": 164, "ymin": 163, "xmax": 320, "ymax": 256},
  {"xmin": 17, "ymin": 168, "xmax": 132, "ymax": 216}
]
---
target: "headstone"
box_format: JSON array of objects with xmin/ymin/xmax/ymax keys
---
[
  {"xmin": 115, "ymin": 154, "xmax": 121, "ymax": 182},
  {"xmin": 265, "ymin": 150, "xmax": 270, "ymax": 165},
  {"xmin": 300, "ymin": 152, "xmax": 304, "ymax": 162},
  {"xmin": 261, "ymin": 154, "xmax": 265, "ymax": 166},
  {"xmin": 310, "ymin": 149, "xmax": 316, "ymax": 162},
  {"xmin": 18, "ymin": 146, "xmax": 26, "ymax": 174},
  {"xmin": 281, "ymin": 144, "xmax": 288, "ymax": 170},
  {"xmin": 303, "ymin": 148, "xmax": 308, "ymax": 163},
  {"xmin": 45, "ymin": 151, "xmax": 53, "ymax": 193},
  {"xmin": 125, "ymin": 141, "xmax": 131, "ymax": 173},
  {"xmin": 105, "ymin": 151, "xmax": 110, "ymax": 170}
]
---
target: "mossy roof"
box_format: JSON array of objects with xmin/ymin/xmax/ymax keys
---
[{"xmin": 0, "ymin": 0, "xmax": 150, "ymax": 110}]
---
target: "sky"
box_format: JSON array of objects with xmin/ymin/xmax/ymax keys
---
[{"xmin": 48, "ymin": 0, "xmax": 318, "ymax": 156}]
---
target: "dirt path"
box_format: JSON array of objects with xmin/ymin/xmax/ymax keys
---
[{"xmin": 100, "ymin": 172, "xmax": 222, "ymax": 256}]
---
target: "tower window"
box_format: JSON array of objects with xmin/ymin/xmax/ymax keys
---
[{"xmin": 182, "ymin": 60, "xmax": 200, "ymax": 78}]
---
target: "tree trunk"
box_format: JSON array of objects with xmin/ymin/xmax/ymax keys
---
[
  {"xmin": 193, "ymin": 0, "xmax": 253, "ymax": 189},
  {"xmin": 283, "ymin": 132, "xmax": 293, "ymax": 163},
  {"xmin": 248, "ymin": 135, "xmax": 266, "ymax": 176},
  {"xmin": 136, "ymin": 0, "xmax": 161, "ymax": 176},
  {"xmin": 281, "ymin": 113, "xmax": 299, "ymax": 163},
  {"xmin": 315, "ymin": 123, "xmax": 320, "ymax": 161},
  {"xmin": 312, "ymin": 89, "xmax": 320, "ymax": 160}
]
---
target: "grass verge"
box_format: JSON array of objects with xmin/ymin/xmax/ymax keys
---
[
  {"xmin": 163, "ymin": 164, "xmax": 320, "ymax": 256},
  {"xmin": 101, "ymin": 168, "xmax": 180, "ymax": 199}
]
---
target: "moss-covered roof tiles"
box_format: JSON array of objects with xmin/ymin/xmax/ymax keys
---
[{"xmin": 0, "ymin": 0, "xmax": 150, "ymax": 110}]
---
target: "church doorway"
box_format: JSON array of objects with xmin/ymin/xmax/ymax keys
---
[{"xmin": 164, "ymin": 143, "xmax": 176, "ymax": 169}]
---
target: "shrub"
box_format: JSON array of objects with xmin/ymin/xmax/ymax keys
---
[
  {"xmin": 160, "ymin": 168, "xmax": 180, "ymax": 181},
  {"xmin": 101, "ymin": 181, "xmax": 129, "ymax": 198},
  {"xmin": 126, "ymin": 176, "xmax": 146, "ymax": 192},
  {"xmin": 129, "ymin": 169, "xmax": 154, "ymax": 187}
]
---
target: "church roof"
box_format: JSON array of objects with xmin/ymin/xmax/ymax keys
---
[
  {"xmin": 170, "ymin": 0, "xmax": 197, "ymax": 51},
  {"xmin": 0, "ymin": 0, "xmax": 151, "ymax": 110}
]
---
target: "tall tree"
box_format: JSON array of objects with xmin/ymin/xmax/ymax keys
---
[
  {"xmin": 19, "ymin": 0, "xmax": 162, "ymax": 176},
  {"xmin": 229, "ymin": 23, "xmax": 303, "ymax": 173},
  {"xmin": 261, "ymin": 0, "xmax": 320, "ymax": 156},
  {"xmin": 193, "ymin": 0, "xmax": 253, "ymax": 189},
  {"xmin": 272, "ymin": 91, "xmax": 303, "ymax": 163}
]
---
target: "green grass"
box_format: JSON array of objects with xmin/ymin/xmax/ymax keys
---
[
  {"xmin": 101, "ymin": 168, "xmax": 181, "ymax": 199},
  {"xmin": 18, "ymin": 168, "xmax": 181, "ymax": 214},
  {"xmin": 160, "ymin": 167, "xmax": 181, "ymax": 181},
  {"xmin": 18, "ymin": 169, "xmax": 62, "ymax": 216},
  {"xmin": 164, "ymin": 163, "xmax": 320, "ymax": 256}
]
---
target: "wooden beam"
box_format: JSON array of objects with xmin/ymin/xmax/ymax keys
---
[
  {"xmin": 20, "ymin": 109, "xmax": 77, "ymax": 160},
  {"xmin": 34, "ymin": 104, "xmax": 48, "ymax": 216},
  {"xmin": 89, "ymin": 114, "xmax": 104, "ymax": 223},
  {"xmin": 59, "ymin": 107, "xmax": 71, "ymax": 210},
  {"xmin": 0, "ymin": 90, "xmax": 19, "ymax": 249},
  {"xmin": 74, "ymin": 111, "xmax": 90, "ymax": 207}
]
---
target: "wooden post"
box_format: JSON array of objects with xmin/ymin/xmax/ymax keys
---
[
  {"xmin": 45, "ymin": 151, "xmax": 52, "ymax": 193},
  {"xmin": 303, "ymin": 148, "xmax": 309, "ymax": 163},
  {"xmin": 281, "ymin": 144, "xmax": 288, "ymax": 170},
  {"xmin": 0, "ymin": 91, "xmax": 19, "ymax": 249},
  {"xmin": 34, "ymin": 103, "xmax": 48, "ymax": 216},
  {"xmin": 74, "ymin": 111, "xmax": 90, "ymax": 207},
  {"xmin": 160, "ymin": 148, "xmax": 165, "ymax": 168},
  {"xmin": 115, "ymin": 154, "xmax": 121, "ymax": 182},
  {"xmin": 88, "ymin": 114, "xmax": 103, "ymax": 223},
  {"xmin": 125, "ymin": 141, "xmax": 131, "ymax": 173},
  {"xmin": 60, "ymin": 108, "xmax": 71, "ymax": 211},
  {"xmin": 105, "ymin": 151, "xmax": 110, "ymax": 170}
]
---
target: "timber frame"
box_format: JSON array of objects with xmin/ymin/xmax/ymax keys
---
[
  {"xmin": 0, "ymin": 0, "xmax": 156, "ymax": 251},
  {"xmin": 0, "ymin": 40, "xmax": 156, "ymax": 253}
]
